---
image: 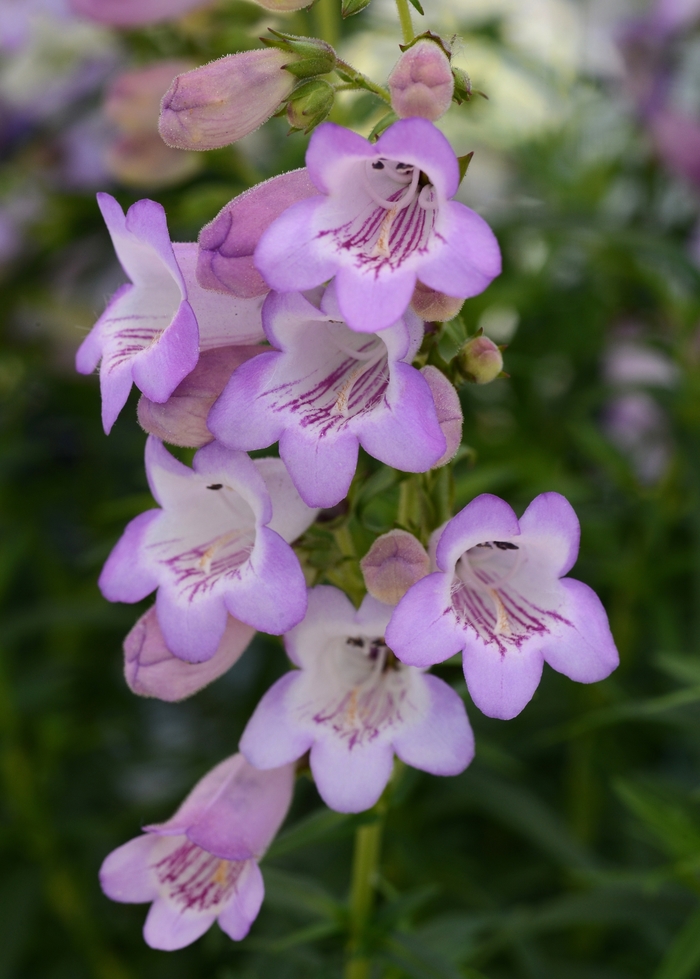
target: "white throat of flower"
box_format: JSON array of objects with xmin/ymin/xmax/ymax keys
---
[
  {"xmin": 326, "ymin": 326, "xmax": 388, "ymax": 418},
  {"xmin": 455, "ymin": 541, "xmax": 523, "ymax": 637},
  {"xmin": 362, "ymin": 158, "xmax": 438, "ymax": 259}
]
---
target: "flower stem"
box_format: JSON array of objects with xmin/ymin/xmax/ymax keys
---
[
  {"xmin": 335, "ymin": 58, "xmax": 393, "ymax": 106},
  {"xmin": 395, "ymin": 0, "xmax": 414, "ymax": 45},
  {"xmin": 314, "ymin": 0, "xmax": 340, "ymax": 47},
  {"xmin": 345, "ymin": 819, "xmax": 383, "ymax": 979}
]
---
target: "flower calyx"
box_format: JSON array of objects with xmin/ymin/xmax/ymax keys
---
[
  {"xmin": 286, "ymin": 80, "xmax": 335, "ymax": 134},
  {"xmin": 341, "ymin": 0, "xmax": 372, "ymax": 18},
  {"xmin": 261, "ymin": 30, "xmax": 337, "ymax": 80}
]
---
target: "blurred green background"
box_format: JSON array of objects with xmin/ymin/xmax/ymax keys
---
[{"xmin": 3, "ymin": 0, "xmax": 700, "ymax": 976}]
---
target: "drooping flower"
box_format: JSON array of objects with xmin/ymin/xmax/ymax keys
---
[
  {"xmin": 100, "ymin": 754, "xmax": 294, "ymax": 950},
  {"xmin": 255, "ymin": 118, "xmax": 501, "ymax": 334},
  {"xmin": 207, "ymin": 285, "xmax": 448, "ymax": 508},
  {"xmin": 158, "ymin": 50, "xmax": 296, "ymax": 152},
  {"xmin": 388, "ymin": 38, "xmax": 455, "ymax": 122},
  {"xmin": 360, "ymin": 529, "xmax": 430, "ymax": 606},
  {"xmin": 197, "ymin": 169, "xmax": 317, "ymax": 298},
  {"xmin": 75, "ymin": 195, "xmax": 265, "ymax": 433},
  {"xmin": 124, "ymin": 606, "xmax": 256, "ymax": 701},
  {"xmin": 138, "ymin": 344, "xmax": 265, "ymax": 448},
  {"xmin": 240, "ymin": 586, "xmax": 474, "ymax": 813},
  {"xmin": 386, "ymin": 493, "xmax": 619, "ymax": 720},
  {"xmin": 99, "ymin": 437, "xmax": 317, "ymax": 662},
  {"xmin": 420, "ymin": 365, "xmax": 463, "ymax": 466}
]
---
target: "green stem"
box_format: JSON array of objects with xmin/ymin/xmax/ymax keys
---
[
  {"xmin": 394, "ymin": 0, "xmax": 414, "ymax": 44},
  {"xmin": 335, "ymin": 58, "xmax": 393, "ymax": 105},
  {"xmin": 314, "ymin": 0, "xmax": 340, "ymax": 47},
  {"xmin": 345, "ymin": 819, "xmax": 383, "ymax": 979}
]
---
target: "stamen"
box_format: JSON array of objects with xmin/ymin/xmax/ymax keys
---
[
  {"xmin": 487, "ymin": 587, "xmax": 512, "ymax": 636},
  {"xmin": 197, "ymin": 528, "xmax": 248, "ymax": 573},
  {"xmin": 362, "ymin": 159, "xmax": 420, "ymax": 210},
  {"xmin": 330, "ymin": 343, "xmax": 387, "ymax": 418}
]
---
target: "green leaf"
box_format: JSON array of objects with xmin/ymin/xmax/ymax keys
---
[
  {"xmin": 382, "ymin": 933, "xmax": 474, "ymax": 979},
  {"xmin": 341, "ymin": 0, "xmax": 372, "ymax": 17},
  {"xmin": 262, "ymin": 868, "xmax": 342, "ymax": 921},
  {"xmin": 457, "ymin": 151, "xmax": 474, "ymax": 184},
  {"xmin": 654, "ymin": 906, "xmax": 700, "ymax": 979},
  {"xmin": 247, "ymin": 920, "xmax": 342, "ymax": 953},
  {"xmin": 615, "ymin": 780, "xmax": 700, "ymax": 861},
  {"xmin": 265, "ymin": 808, "xmax": 354, "ymax": 860},
  {"xmin": 407, "ymin": 0, "xmax": 424, "ymax": 13}
]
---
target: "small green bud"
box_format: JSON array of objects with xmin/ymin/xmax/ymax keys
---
[
  {"xmin": 286, "ymin": 79, "xmax": 334, "ymax": 134},
  {"xmin": 341, "ymin": 0, "xmax": 372, "ymax": 17},
  {"xmin": 452, "ymin": 66, "xmax": 472, "ymax": 104},
  {"xmin": 458, "ymin": 334, "xmax": 504, "ymax": 385},
  {"xmin": 261, "ymin": 30, "xmax": 337, "ymax": 79}
]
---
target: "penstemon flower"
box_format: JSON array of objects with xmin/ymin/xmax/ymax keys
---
[
  {"xmin": 76, "ymin": 195, "xmax": 264, "ymax": 433},
  {"xmin": 386, "ymin": 492, "xmax": 619, "ymax": 720},
  {"xmin": 100, "ymin": 754, "xmax": 294, "ymax": 949},
  {"xmin": 240, "ymin": 586, "xmax": 474, "ymax": 813},
  {"xmin": 99, "ymin": 437, "xmax": 317, "ymax": 662},
  {"xmin": 208, "ymin": 285, "xmax": 450, "ymax": 508},
  {"xmin": 254, "ymin": 118, "xmax": 502, "ymax": 334}
]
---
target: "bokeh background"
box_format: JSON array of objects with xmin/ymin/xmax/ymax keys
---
[{"xmin": 3, "ymin": 0, "xmax": 700, "ymax": 976}]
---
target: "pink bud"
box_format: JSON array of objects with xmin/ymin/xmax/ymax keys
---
[
  {"xmin": 421, "ymin": 366, "xmax": 463, "ymax": 466},
  {"xmin": 458, "ymin": 335, "xmax": 504, "ymax": 385},
  {"xmin": 124, "ymin": 607, "xmax": 255, "ymax": 701},
  {"xmin": 410, "ymin": 280, "xmax": 465, "ymax": 322},
  {"xmin": 70, "ymin": 0, "xmax": 214, "ymax": 25},
  {"xmin": 197, "ymin": 169, "xmax": 317, "ymax": 297},
  {"xmin": 360, "ymin": 530, "xmax": 430, "ymax": 606},
  {"xmin": 388, "ymin": 39, "xmax": 454, "ymax": 122},
  {"xmin": 159, "ymin": 50, "xmax": 295, "ymax": 151},
  {"xmin": 138, "ymin": 344, "xmax": 265, "ymax": 447}
]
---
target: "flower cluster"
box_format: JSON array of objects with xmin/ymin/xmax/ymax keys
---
[{"xmin": 79, "ymin": 28, "xmax": 619, "ymax": 952}]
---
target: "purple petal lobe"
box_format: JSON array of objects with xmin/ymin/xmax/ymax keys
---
[
  {"xmin": 217, "ymin": 862, "xmax": 264, "ymax": 941},
  {"xmin": 99, "ymin": 835, "xmax": 159, "ymax": 903},
  {"xmin": 99, "ymin": 510, "xmax": 160, "ymax": 603},
  {"xmin": 462, "ymin": 643, "xmax": 544, "ymax": 720},
  {"xmin": 435, "ymin": 494, "xmax": 521, "ymax": 573},
  {"xmin": 418, "ymin": 200, "xmax": 502, "ymax": 299},
  {"xmin": 143, "ymin": 896, "xmax": 215, "ymax": 951},
  {"xmin": 386, "ymin": 572, "xmax": 463, "ymax": 667},
  {"xmin": 240, "ymin": 672, "xmax": 316, "ymax": 768},
  {"xmin": 518, "ymin": 492, "xmax": 580, "ymax": 577},
  {"xmin": 310, "ymin": 739, "xmax": 395, "ymax": 813},
  {"xmin": 539, "ymin": 578, "xmax": 619, "ymax": 683},
  {"xmin": 392, "ymin": 674, "xmax": 474, "ymax": 775}
]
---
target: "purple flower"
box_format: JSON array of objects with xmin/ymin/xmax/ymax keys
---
[
  {"xmin": 254, "ymin": 118, "xmax": 501, "ymax": 334},
  {"xmin": 99, "ymin": 437, "xmax": 317, "ymax": 662},
  {"xmin": 240, "ymin": 586, "xmax": 474, "ymax": 814},
  {"xmin": 124, "ymin": 606, "xmax": 256, "ymax": 701},
  {"xmin": 208, "ymin": 286, "xmax": 448, "ymax": 509},
  {"xmin": 385, "ymin": 493, "xmax": 619, "ymax": 720},
  {"xmin": 197, "ymin": 169, "xmax": 317, "ymax": 299},
  {"xmin": 75, "ymin": 195, "xmax": 264, "ymax": 433},
  {"xmin": 100, "ymin": 754, "xmax": 294, "ymax": 950}
]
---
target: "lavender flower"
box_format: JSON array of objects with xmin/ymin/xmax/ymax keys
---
[
  {"xmin": 208, "ymin": 285, "xmax": 448, "ymax": 508},
  {"xmin": 240, "ymin": 587, "xmax": 474, "ymax": 813},
  {"xmin": 99, "ymin": 438, "xmax": 317, "ymax": 662},
  {"xmin": 255, "ymin": 118, "xmax": 501, "ymax": 334},
  {"xmin": 386, "ymin": 493, "xmax": 619, "ymax": 720},
  {"xmin": 100, "ymin": 754, "xmax": 294, "ymax": 949}
]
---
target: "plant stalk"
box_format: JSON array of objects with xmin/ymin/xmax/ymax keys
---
[
  {"xmin": 335, "ymin": 58, "xmax": 393, "ymax": 105},
  {"xmin": 345, "ymin": 819, "xmax": 383, "ymax": 979},
  {"xmin": 314, "ymin": 0, "xmax": 340, "ymax": 47},
  {"xmin": 394, "ymin": 0, "xmax": 414, "ymax": 45}
]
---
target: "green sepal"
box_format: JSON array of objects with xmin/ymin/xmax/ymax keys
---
[
  {"xmin": 407, "ymin": 0, "xmax": 424, "ymax": 13},
  {"xmin": 368, "ymin": 111, "xmax": 397, "ymax": 142},
  {"xmin": 286, "ymin": 79, "xmax": 335, "ymax": 135},
  {"xmin": 458, "ymin": 151, "xmax": 474, "ymax": 184},
  {"xmin": 399, "ymin": 30, "xmax": 451, "ymax": 56},
  {"xmin": 261, "ymin": 29, "xmax": 336, "ymax": 79},
  {"xmin": 341, "ymin": 0, "xmax": 372, "ymax": 17}
]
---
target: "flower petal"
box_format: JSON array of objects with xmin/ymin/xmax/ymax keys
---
[
  {"xmin": 156, "ymin": 587, "xmax": 229, "ymax": 663},
  {"xmin": 254, "ymin": 196, "xmax": 337, "ymax": 293},
  {"xmin": 99, "ymin": 509, "xmax": 160, "ymax": 603},
  {"xmin": 143, "ymin": 898, "xmax": 215, "ymax": 951},
  {"xmin": 518, "ymin": 492, "xmax": 580, "ymax": 578},
  {"xmin": 435, "ymin": 494, "xmax": 521, "ymax": 573},
  {"xmin": 462, "ymin": 642, "xmax": 544, "ymax": 720},
  {"xmin": 217, "ymin": 861, "xmax": 265, "ymax": 941},
  {"xmin": 386, "ymin": 572, "xmax": 463, "ymax": 667},
  {"xmin": 392, "ymin": 674, "xmax": 474, "ymax": 775},
  {"xmin": 310, "ymin": 738, "xmax": 395, "ymax": 813},
  {"xmin": 253, "ymin": 457, "xmax": 319, "ymax": 543},
  {"xmin": 99, "ymin": 835, "xmax": 159, "ymax": 903},
  {"xmin": 540, "ymin": 577, "xmax": 619, "ymax": 683},
  {"xmin": 375, "ymin": 117, "xmax": 459, "ymax": 200},
  {"xmin": 334, "ymin": 264, "xmax": 417, "ymax": 335},
  {"xmin": 280, "ymin": 427, "xmax": 359, "ymax": 509},
  {"xmin": 240, "ymin": 672, "xmax": 315, "ymax": 767},
  {"xmin": 417, "ymin": 200, "xmax": 502, "ymax": 299}
]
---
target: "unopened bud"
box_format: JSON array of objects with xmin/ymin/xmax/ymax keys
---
[
  {"xmin": 124, "ymin": 606, "xmax": 255, "ymax": 701},
  {"xmin": 159, "ymin": 49, "xmax": 295, "ymax": 151},
  {"xmin": 138, "ymin": 344, "xmax": 265, "ymax": 446},
  {"xmin": 261, "ymin": 30, "xmax": 337, "ymax": 79},
  {"xmin": 410, "ymin": 280, "xmax": 464, "ymax": 322},
  {"xmin": 197, "ymin": 168, "xmax": 317, "ymax": 297},
  {"xmin": 421, "ymin": 366, "xmax": 463, "ymax": 466},
  {"xmin": 452, "ymin": 66, "xmax": 473, "ymax": 104},
  {"xmin": 286, "ymin": 80, "xmax": 334, "ymax": 134},
  {"xmin": 361, "ymin": 530, "xmax": 430, "ymax": 606},
  {"xmin": 458, "ymin": 335, "xmax": 504, "ymax": 385},
  {"xmin": 342, "ymin": 0, "xmax": 372, "ymax": 17},
  {"xmin": 388, "ymin": 38, "xmax": 454, "ymax": 121}
]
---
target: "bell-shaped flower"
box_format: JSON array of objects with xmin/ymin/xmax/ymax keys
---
[
  {"xmin": 100, "ymin": 754, "xmax": 294, "ymax": 950},
  {"xmin": 197, "ymin": 169, "xmax": 317, "ymax": 298},
  {"xmin": 240, "ymin": 586, "xmax": 474, "ymax": 814},
  {"xmin": 99, "ymin": 437, "xmax": 317, "ymax": 662},
  {"xmin": 124, "ymin": 606, "xmax": 256, "ymax": 701},
  {"xmin": 138, "ymin": 344, "xmax": 265, "ymax": 448},
  {"xmin": 386, "ymin": 493, "xmax": 619, "ymax": 721},
  {"xmin": 254, "ymin": 118, "xmax": 501, "ymax": 334},
  {"xmin": 208, "ymin": 286, "xmax": 448, "ymax": 509},
  {"xmin": 75, "ymin": 195, "xmax": 265, "ymax": 433}
]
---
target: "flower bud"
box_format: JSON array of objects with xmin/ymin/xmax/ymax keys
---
[
  {"xmin": 159, "ymin": 49, "xmax": 295, "ymax": 151},
  {"xmin": 388, "ymin": 38, "xmax": 454, "ymax": 122},
  {"xmin": 458, "ymin": 335, "xmax": 504, "ymax": 385},
  {"xmin": 410, "ymin": 280, "xmax": 464, "ymax": 321},
  {"xmin": 452, "ymin": 66, "xmax": 473, "ymax": 104},
  {"xmin": 197, "ymin": 169, "xmax": 317, "ymax": 297},
  {"xmin": 124, "ymin": 606, "xmax": 255, "ymax": 701},
  {"xmin": 360, "ymin": 530, "xmax": 430, "ymax": 606},
  {"xmin": 261, "ymin": 30, "xmax": 337, "ymax": 80},
  {"xmin": 286, "ymin": 80, "xmax": 334, "ymax": 134},
  {"xmin": 341, "ymin": 0, "xmax": 372, "ymax": 17},
  {"xmin": 421, "ymin": 365, "xmax": 463, "ymax": 466},
  {"xmin": 138, "ymin": 345, "xmax": 265, "ymax": 447}
]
